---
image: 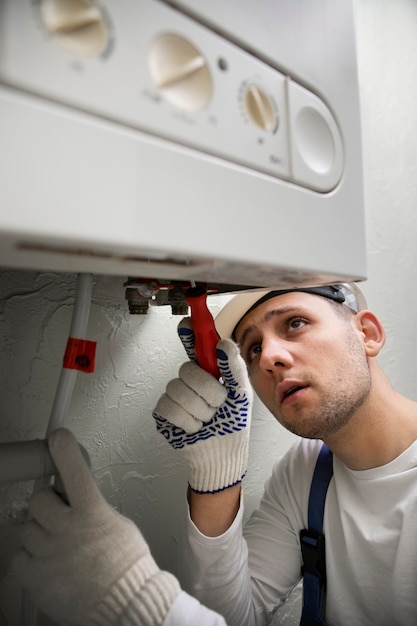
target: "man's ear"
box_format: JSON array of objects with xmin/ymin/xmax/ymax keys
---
[{"xmin": 354, "ymin": 310, "xmax": 386, "ymax": 357}]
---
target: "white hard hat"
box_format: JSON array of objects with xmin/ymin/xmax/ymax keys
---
[{"xmin": 215, "ymin": 283, "xmax": 367, "ymax": 340}]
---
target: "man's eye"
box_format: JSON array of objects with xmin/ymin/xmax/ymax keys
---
[
  {"xmin": 288, "ymin": 317, "xmax": 307, "ymax": 331},
  {"xmin": 244, "ymin": 343, "xmax": 261, "ymax": 363}
]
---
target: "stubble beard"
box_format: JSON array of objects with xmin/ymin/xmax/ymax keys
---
[{"xmin": 274, "ymin": 334, "xmax": 372, "ymax": 440}]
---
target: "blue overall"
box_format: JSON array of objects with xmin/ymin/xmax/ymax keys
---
[{"xmin": 299, "ymin": 444, "xmax": 334, "ymax": 626}]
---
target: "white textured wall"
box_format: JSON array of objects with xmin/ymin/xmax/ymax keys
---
[
  {"xmin": 1, "ymin": 2, "xmax": 417, "ymax": 624},
  {"xmin": 356, "ymin": 0, "xmax": 417, "ymax": 402}
]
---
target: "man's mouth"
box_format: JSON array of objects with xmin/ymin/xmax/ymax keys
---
[
  {"xmin": 278, "ymin": 381, "xmax": 307, "ymax": 404},
  {"xmin": 283, "ymin": 385, "xmax": 304, "ymax": 398}
]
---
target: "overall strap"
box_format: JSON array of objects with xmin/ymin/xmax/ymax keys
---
[{"xmin": 299, "ymin": 443, "xmax": 334, "ymax": 626}]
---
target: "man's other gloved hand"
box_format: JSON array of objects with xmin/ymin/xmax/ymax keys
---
[
  {"xmin": 153, "ymin": 318, "xmax": 253, "ymax": 494},
  {"xmin": 13, "ymin": 428, "xmax": 181, "ymax": 626}
]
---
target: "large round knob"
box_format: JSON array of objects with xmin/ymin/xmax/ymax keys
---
[
  {"xmin": 243, "ymin": 85, "xmax": 277, "ymax": 132},
  {"xmin": 148, "ymin": 33, "xmax": 212, "ymax": 112},
  {"xmin": 40, "ymin": 0, "xmax": 109, "ymax": 57}
]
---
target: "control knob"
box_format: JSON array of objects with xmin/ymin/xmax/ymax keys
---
[
  {"xmin": 40, "ymin": 0, "xmax": 109, "ymax": 57},
  {"xmin": 243, "ymin": 84, "xmax": 277, "ymax": 132},
  {"xmin": 149, "ymin": 33, "xmax": 212, "ymax": 112}
]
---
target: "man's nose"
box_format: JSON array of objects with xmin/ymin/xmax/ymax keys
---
[{"xmin": 259, "ymin": 337, "xmax": 294, "ymax": 371}]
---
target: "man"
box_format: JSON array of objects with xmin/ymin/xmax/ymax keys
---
[
  {"xmin": 13, "ymin": 284, "xmax": 417, "ymax": 625},
  {"xmin": 153, "ymin": 283, "xmax": 417, "ymax": 625}
]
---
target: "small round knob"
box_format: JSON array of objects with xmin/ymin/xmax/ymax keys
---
[
  {"xmin": 148, "ymin": 33, "xmax": 212, "ymax": 112},
  {"xmin": 243, "ymin": 85, "xmax": 277, "ymax": 132},
  {"xmin": 40, "ymin": 0, "xmax": 109, "ymax": 57}
]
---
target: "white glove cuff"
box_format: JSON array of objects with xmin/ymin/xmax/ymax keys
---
[
  {"xmin": 90, "ymin": 554, "xmax": 181, "ymax": 626},
  {"xmin": 187, "ymin": 434, "xmax": 249, "ymax": 493}
]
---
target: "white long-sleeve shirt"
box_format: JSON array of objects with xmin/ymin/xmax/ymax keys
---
[
  {"xmin": 164, "ymin": 592, "xmax": 227, "ymax": 625},
  {"xmin": 175, "ymin": 437, "xmax": 417, "ymax": 626}
]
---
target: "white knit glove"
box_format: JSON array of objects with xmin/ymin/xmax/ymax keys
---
[
  {"xmin": 153, "ymin": 318, "xmax": 253, "ymax": 493},
  {"xmin": 13, "ymin": 428, "xmax": 181, "ymax": 626}
]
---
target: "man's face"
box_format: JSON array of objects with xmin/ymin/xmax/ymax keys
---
[{"xmin": 234, "ymin": 292, "xmax": 371, "ymax": 440}]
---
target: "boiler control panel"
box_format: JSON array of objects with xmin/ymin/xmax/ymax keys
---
[{"xmin": 1, "ymin": 0, "xmax": 343, "ymax": 192}]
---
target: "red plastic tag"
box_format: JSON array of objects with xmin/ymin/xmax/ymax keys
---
[{"xmin": 63, "ymin": 338, "xmax": 97, "ymax": 373}]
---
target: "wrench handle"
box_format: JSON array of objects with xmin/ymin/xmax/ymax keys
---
[{"xmin": 186, "ymin": 288, "xmax": 220, "ymax": 378}]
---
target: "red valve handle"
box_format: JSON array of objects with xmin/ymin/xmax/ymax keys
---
[{"xmin": 185, "ymin": 287, "xmax": 220, "ymax": 379}]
